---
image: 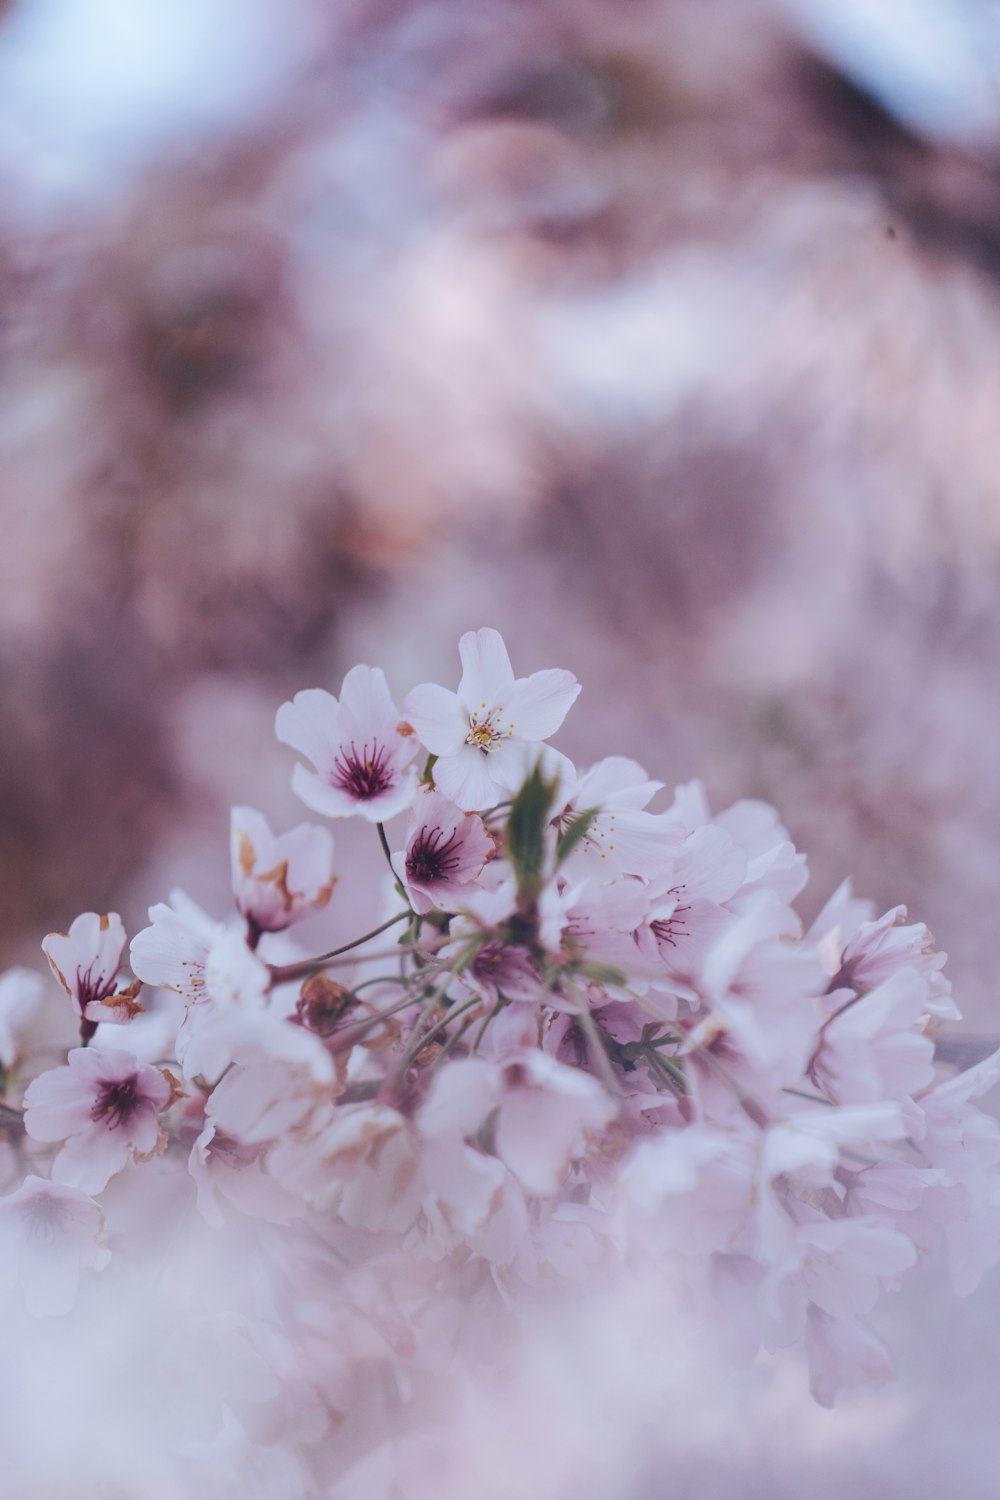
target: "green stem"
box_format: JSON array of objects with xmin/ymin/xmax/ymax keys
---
[
  {"xmin": 400, "ymin": 993, "xmax": 481, "ymax": 1072},
  {"xmin": 268, "ymin": 910, "xmax": 412, "ymax": 984}
]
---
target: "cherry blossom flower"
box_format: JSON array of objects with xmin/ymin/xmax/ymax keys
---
[
  {"xmin": 230, "ymin": 806, "xmax": 336, "ymax": 942},
  {"xmin": 405, "ymin": 627, "xmax": 580, "ymax": 810},
  {"xmin": 391, "ymin": 789, "xmax": 494, "ymax": 914},
  {"xmin": 23, "ymin": 1047, "xmax": 174, "ymax": 1194},
  {"xmin": 0, "ymin": 1175, "xmax": 109, "ymax": 1316},
  {"xmin": 419, "ymin": 1050, "xmax": 617, "ymax": 1196},
  {"xmin": 189, "ymin": 1120, "xmax": 301, "ymax": 1228},
  {"xmin": 130, "ymin": 895, "xmax": 273, "ymax": 1078},
  {"xmin": 276, "ymin": 665, "xmax": 418, "ymax": 822},
  {"xmin": 130, "ymin": 891, "xmax": 223, "ymax": 1003},
  {"xmin": 8, "ymin": 633, "xmax": 1000, "ymax": 1436},
  {"xmin": 554, "ymin": 756, "xmax": 674, "ymax": 883},
  {"xmin": 42, "ymin": 912, "xmax": 142, "ymax": 1027},
  {"xmin": 0, "ymin": 968, "xmax": 46, "ymax": 1070},
  {"xmin": 808, "ymin": 968, "xmax": 936, "ymax": 1106}
]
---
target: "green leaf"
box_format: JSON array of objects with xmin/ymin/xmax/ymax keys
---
[
  {"xmin": 505, "ymin": 760, "xmax": 558, "ymax": 907},
  {"xmin": 556, "ymin": 806, "xmax": 598, "ymax": 866}
]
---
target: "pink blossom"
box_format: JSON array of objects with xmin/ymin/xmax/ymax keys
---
[
  {"xmin": 809, "ymin": 968, "xmax": 936, "ymax": 1106},
  {"xmin": 230, "ymin": 805, "xmax": 336, "ymax": 940},
  {"xmin": 554, "ymin": 756, "xmax": 674, "ymax": 883},
  {"xmin": 0, "ymin": 1175, "xmax": 109, "ymax": 1316},
  {"xmin": 42, "ymin": 912, "xmax": 142, "ymax": 1027},
  {"xmin": 130, "ymin": 892, "xmax": 271, "ymax": 1065},
  {"xmin": 638, "ymin": 824, "xmax": 747, "ymax": 981},
  {"xmin": 24, "ymin": 1047, "xmax": 174, "ymax": 1194},
  {"xmin": 391, "ymin": 788, "xmax": 494, "ymax": 914},
  {"xmin": 129, "ymin": 890, "xmax": 222, "ymax": 1002},
  {"xmin": 841, "ymin": 905, "xmax": 958, "ymax": 1019},
  {"xmin": 189, "ymin": 1120, "xmax": 301, "ymax": 1229},
  {"xmin": 419, "ymin": 1050, "xmax": 617, "ymax": 1196},
  {"xmin": 276, "ymin": 665, "xmax": 418, "ymax": 822},
  {"xmin": 268, "ymin": 1102, "xmax": 424, "ymax": 1232},
  {"xmin": 0, "ymin": 967, "xmax": 45, "ymax": 1070},
  {"xmin": 405, "ymin": 627, "xmax": 580, "ymax": 810}
]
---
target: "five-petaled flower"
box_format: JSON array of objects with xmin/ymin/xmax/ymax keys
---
[
  {"xmin": 42, "ymin": 912, "xmax": 143, "ymax": 1028},
  {"xmin": 0, "ymin": 1175, "xmax": 109, "ymax": 1316},
  {"xmin": 405, "ymin": 627, "xmax": 580, "ymax": 811},
  {"xmin": 24, "ymin": 1047, "xmax": 174, "ymax": 1195},
  {"xmin": 230, "ymin": 806, "xmax": 337, "ymax": 943},
  {"xmin": 391, "ymin": 789, "xmax": 494, "ymax": 914},
  {"xmin": 276, "ymin": 665, "xmax": 419, "ymax": 822}
]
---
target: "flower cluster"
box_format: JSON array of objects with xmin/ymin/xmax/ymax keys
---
[{"xmin": 1, "ymin": 628, "xmax": 998, "ymax": 1489}]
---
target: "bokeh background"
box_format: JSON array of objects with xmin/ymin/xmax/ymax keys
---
[{"xmin": 4, "ymin": 0, "xmax": 1000, "ymax": 1489}]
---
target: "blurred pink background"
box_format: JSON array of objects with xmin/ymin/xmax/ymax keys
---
[{"xmin": 4, "ymin": 1, "xmax": 1000, "ymax": 1487}]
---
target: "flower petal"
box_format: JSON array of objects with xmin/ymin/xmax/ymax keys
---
[
  {"xmin": 404, "ymin": 684, "xmax": 468, "ymax": 756},
  {"xmin": 457, "ymin": 628, "xmax": 515, "ymax": 707},
  {"xmin": 433, "ymin": 747, "xmax": 501, "ymax": 812},
  {"xmin": 500, "ymin": 669, "xmax": 580, "ymax": 741}
]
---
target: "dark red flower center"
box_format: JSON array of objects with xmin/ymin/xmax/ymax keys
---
[
  {"xmin": 331, "ymin": 741, "xmax": 393, "ymax": 800},
  {"xmin": 77, "ymin": 960, "xmax": 116, "ymax": 1010},
  {"xmin": 407, "ymin": 824, "xmax": 463, "ymax": 885},
  {"xmin": 91, "ymin": 1073, "xmax": 142, "ymax": 1130}
]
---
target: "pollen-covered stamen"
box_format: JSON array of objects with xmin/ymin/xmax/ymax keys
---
[
  {"xmin": 331, "ymin": 740, "xmax": 393, "ymax": 800},
  {"xmin": 406, "ymin": 824, "xmax": 464, "ymax": 885},
  {"xmin": 90, "ymin": 1074, "xmax": 142, "ymax": 1130},
  {"xmin": 465, "ymin": 702, "xmax": 516, "ymax": 753}
]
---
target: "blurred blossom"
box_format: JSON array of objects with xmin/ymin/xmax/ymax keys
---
[{"xmin": 4, "ymin": 1, "xmax": 1000, "ymax": 1489}]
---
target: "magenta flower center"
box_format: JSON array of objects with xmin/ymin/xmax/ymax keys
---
[
  {"xmin": 407, "ymin": 824, "xmax": 463, "ymax": 885},
  {"xmin": 331, "ymin": 740, "xmax": 393, "ymax": 800},
  {"xmin": 77, "ymin": 960, "xmax": 115, "ymax": 1010},
  {"xmin": 91, "ymin": 1073, "xmax": 142, "ymax": 1130}
]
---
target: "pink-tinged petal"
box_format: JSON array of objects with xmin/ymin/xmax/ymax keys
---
[
  {"xmin": 52, "ymin": 1125, "xmax": 131, "ymax": 1195},
  {"xmin": 0, "ymin": 1177, "xmax": 108, "ymax": 1317},
  {"xmin": 275, "ymin": 688, "xmax": 342, "ymax": 769},
  {"xmin": 498, "ymin": 668, "xmax": 580, "ymax": 741},
  {"xmin": 574, "ymin": 756, "xmax": 663, "ymax": 811},
  {"xmin": 402, "ymin": 791, "xmax": 494, "ymax": 912},
  {"xmin": 231, "ymin": 806, "xmax": 336, "ymax": 932},
  {"xmin": 806, "ymin": 1309, "xmax": 895, "ymax": 1408},
  {"xmin": 289, "ymin": 763, "xmax": 358, "ymax": 819},
  {"xmin": 674, "ymin": 825, "xmax": 746, "ymax": 904},
  {"xmin": 43, "ymin": 912, "xmax": 126, "ymax": 1011},
  {"xmin": 23, "ymin": 1066, "xmax": 95, "ymax": 1142},
  {"xmin": 403, "ymin": 683, "xmax": 468, "ymax": 756},
  {"xmin": 433, "ymin": 746, "xmax": 503, "ymax": 812},
  {"xmin": 126, "ymin": 1104, "xmax": 163, "ymax": 1157},
  {"xmin": 418, "ymin": 1058, "xmax": 501, "ymax": 1140},
  {"xmin": 129, "ymin": 896, "xmax": 216, "ymax": 996},
  {"xmin": 494, "ymin": 1054, "xmax": 616, "ymax": 1196},
  {"xmin": 0, "ymin": 968, "xmax": 44, "ymax": 1069},
  {"xmin": 350, "ymin": 768, "xmax": 419, "ymax": 823},
  {"xmin": 337, "ymin": 664, "xmax": 400, "ymax": 740},
  {"xmin": 481, "ymin": 738, "xmax": 540, "ymax": 795},
  {"xmin": 457, "ymin": 627, "xmax": 515, "ymax": 707}
]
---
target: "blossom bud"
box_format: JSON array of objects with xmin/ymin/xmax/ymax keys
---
[{"xmin": 296, "ymin": 975, "xmax": 353, "ymax": 1036}]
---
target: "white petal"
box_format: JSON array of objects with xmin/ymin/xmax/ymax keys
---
[
  {"xmin": 433, "ymin": 748, "xmax": 502, "ymax": 812},
  {"xmin": 500, "ymin": 669, "xmax": 580, "ymax": 741},
  {"xmin": 404, "ymin": 683, "xmax": 468, "ymax": 756},
  {"xmin": 457, "ymin": 627, "xmax": 515, "ymax": 706},
  {"xmin": 274, "ymin": 688, "xmax": 341, "ymax": 768}
]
